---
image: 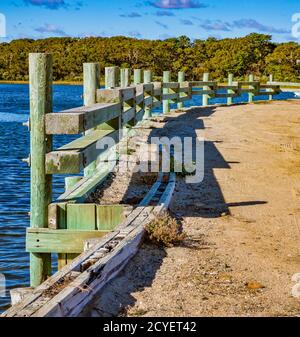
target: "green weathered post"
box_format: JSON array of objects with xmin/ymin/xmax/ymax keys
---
[
  {"xmin": 227, "ymin": 73, "xmax": 234, "ymax": 105},
  {"xmin": 83, "ymin": 63, "xmax": 100, "ymax": 106},
  {"xmin": 268, "ymin": 74, "xmax": 273, "ymax": 101},
  {"xmin": 29, "ymin": 53, "xmax": 53, "ymax": 287},
  {"xmin": 120, "ymin": 68, "xmax": 131, "ymax": 88},
  {"xmin": 248, "ymin": 74, "xmax": 254, "ymax": 103},
  {"xmin": 178, "ymin": 71, "xmax": 185, "ymax": 110},
  {"xmin": 203, "ymin": 72, "xmax": 209, "ymax": 107},
  {"xmin": 105, "ymin": 66, "xmax": 120, "ymax": 88},
  {"xmin": 105, "ymin": 66, "xmax": 122, "ymax": 139},
  {"xmin": 83, "ymin": 63, "xmax": 100, "ymax": 177},
  {"xmin": 134, "ymin": 69, "xmax": 142, "ymax": 85},
  {"xmin": 144, "ymin": 70, "xmax": 152, "ymax": 118},
  {"xmin": 163, "ymin": 71, "xmax": 171, "ymax": 114}
]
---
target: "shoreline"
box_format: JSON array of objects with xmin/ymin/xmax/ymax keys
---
[
  {"xmin": 1, "ymin": 81, "xmax": 300, "ymax": 90},
  {"xmin": 0, "ymin": 80, "xmax": 83, "ymax": 86}
]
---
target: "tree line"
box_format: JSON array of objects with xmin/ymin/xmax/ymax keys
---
[{"xmin": 0, "ymin": 33, "xmax": 299, "ymax": 82}]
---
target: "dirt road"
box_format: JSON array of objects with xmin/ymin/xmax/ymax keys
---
[{"xmin": 83, "ymin": 100, "xmax": 300, "ymax": 317}]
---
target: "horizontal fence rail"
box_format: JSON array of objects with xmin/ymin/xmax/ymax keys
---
[{"xmin": 26, "ymin": 53, "xmax": 283, "ymax": 286}]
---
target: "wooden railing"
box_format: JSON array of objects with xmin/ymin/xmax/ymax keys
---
[{"xmin": 25, "ymin": 53, "xmax": 282, "ymax": 287}]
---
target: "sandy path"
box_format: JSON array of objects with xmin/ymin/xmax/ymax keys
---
[{"xmin": 83, "ymin": 101, "xmax": 300, "ymax": 317}]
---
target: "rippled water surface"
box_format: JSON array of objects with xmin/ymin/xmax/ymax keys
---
[
  {"xmin": 0, "ymin": 83, "xmax": 296, "ymax": 312},
  {"xmin": 0, "ymin": 84, "xmax": 83, "ymax": 312}
]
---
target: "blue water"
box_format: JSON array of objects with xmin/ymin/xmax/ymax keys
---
[
  {"xmin": 0, "ymin": 84, "xmax": 296, "ymax": 313},
  {"xmin": 0, "ymin": 84, "xmax": 83, "ymax": 312}
]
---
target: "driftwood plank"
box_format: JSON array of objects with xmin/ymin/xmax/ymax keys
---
[
  {"xmin": 46, "ymin": 103, "xmax": 121, "ymax": 135},
  {"xmin": 46, "ymin": 130, "xmax": 119, "ymax": 174},
  {"xmin": 3, "ymin": 173, "xmax": 176, "ymax": 317}
]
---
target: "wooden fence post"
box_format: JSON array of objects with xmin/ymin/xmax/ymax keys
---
[
  {"xmin": 203, "ymin": 72, "xmax": 209, "ymax": 107},
  {"xmin": 268, "ymin": 74, "xmax": 273, "ymax": 101},
  {"xmin": 178, "ymin": 71, "xmax": 185, "ymax": 110},
  {"xmin": 134, "ymin": 69, "xmax": 142, "ymax": 85},
  {"xmin": 105, "ymin": 66, "xmax": 120, "ymax": 88},
  {"xmin": 83, "ymin": 63, "xmax": 100, "ymax": 177},
  {"xmin": 163, "ymin": 71, "xmax": 171, "ymax": 114},
  {"xmin": 248, "ymin": 74, "xmax": 254, "ymax": 103},
  {"xmin": 144, "ymin": 70, "xmax": 152, "ymax": 118},
  {"xmin": 269, "ymin": 74, "xmax": 273, "ymax": 83},
  {"xmin": 121, "ymin": 68, "xmax": 131, "ymax": 88},
  {"xmin": 105, "ymin": 66, "xmax": 123, "ymax": 139},
  {"xmin": 227, "ymin": 73, "xmax": 233, "ymax": 105},
  {"xmin": 29, "ymin": 53, "xmax": 53, "ymax": 287}
]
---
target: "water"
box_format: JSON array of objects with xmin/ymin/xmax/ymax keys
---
[
  {"xmin": 0, "ymin": 84, "xmax": 296, "ymax": 313},
  {"xmin": 0, "ymin": 84, "xmax": 83, "ymax": 312}
]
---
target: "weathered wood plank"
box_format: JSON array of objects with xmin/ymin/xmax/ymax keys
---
[
  {"xmin": 57, "ymin": 159, "xmax": 115, "ymax": 204},
  {"xmin": 46, "ymin": 103, "xmax": 121, "ymax": 135},
  {"xmin": 268, "ymin": 81, "xmax": 300, "ymax": 87},
  {"xmin": 67, "ymin": 204, "xmax": 96, "ymax": 230},
  {"xmin": 3, "ymin": 173, "xmax": 176, "ymax": 317},
  {"xmin": 144, "ymin": 96, "xmax": 153, "ymax": 107},
  {"xmin": 96, "ymin": 205, "xmax": 126, "ymax": 230},
  {"xmin": 46, "ymin": 129, "xmax": 119, "ymax": 174},
  {"xmin": 26, "ymin": 229, "xmax": 109, "ymax": 254},
  {"xmin": 238, "ymin": 81, "xmax": 260, "ymax": 87},
  {"xmin": 123, "ymin": 106, "xmax": 136, "ymax": 125},
  {"xmin": 48, "ymin": 202, "xmax": 67, "ymax": 230},
  {"xmin": 189, "ymin": 81, "xmax": 217, "ymax": 87},
  {"xmin": 2, "ymin": 230, "xmax": 121, "ymax": 316},
  {"xmin": 163, "ymin": 82, "xmax": 179, "ymax": 89}
]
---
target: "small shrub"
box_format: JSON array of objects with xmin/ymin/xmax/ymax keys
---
[{"xmin": 145, "ymin": 214, "xmax": 186, "ymax": 247}]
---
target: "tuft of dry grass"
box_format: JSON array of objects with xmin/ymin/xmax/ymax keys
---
[{"xmin": 145, "ymin": 214, "xmax": 186, "ymax": 247}]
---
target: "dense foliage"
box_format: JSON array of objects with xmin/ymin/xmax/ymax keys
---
[{"xmin": 0, "ymin": 33, "xmax": 299, "ymax": 82}]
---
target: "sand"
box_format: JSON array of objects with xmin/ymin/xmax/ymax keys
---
[{"xmin": 82, "ymin": 100, "xmax": 300, "ymax": 317}]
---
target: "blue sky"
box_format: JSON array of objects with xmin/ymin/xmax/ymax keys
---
[{"xmin": 0, "ymin": 0, "xmax": 299, "ymax": 42}]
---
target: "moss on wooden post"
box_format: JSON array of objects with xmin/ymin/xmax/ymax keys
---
[
  {"xmin": 203, "ymin": 72, "xmax": 209, "ymax": 107},
  {"xmin": 178, "ymin": 71, "xmax": 185, "ymax": 110},
  {"xmin": 248, "ymin": 74, "xmax": 254, "ymax": 103},
  {"xmin": 134, "ymin": 69, "xmax": 142, "ymax": 85},
  {"xmin": 83, "ymin": 63, "xmax": 100, "ymax": 177},
  {"xmin": 227, "ymin": 73, "xmax": 234, "ymax": 105},
  {"xmin": 144, "ymin": 70, "xmax": 152, "ymax": 118},
  {"xmin": 29, "ymin": 53, "xmax": 53, "ymax": 287},
  {"xmin": 163, "ymin": 71, "xmax": 171, "ymax": 114},
  {"xmin": 105, "ymin": 66, "xmax": 120, "ymax": 88},
  {"xmin": 121, "ymin": 68, "xmax": 131, "ymax": 88}
]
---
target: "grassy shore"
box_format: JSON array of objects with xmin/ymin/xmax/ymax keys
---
[
  {"xmin": 0, "ymin": 80, "xmax": 110, "ymax": 86},
  {"xmin": 1, "ymin": 80, "xmax": 300, "ymax": 90},
  {"xmin": 0, "ymin": 80, "xmax": 83, "ymax": 85}
]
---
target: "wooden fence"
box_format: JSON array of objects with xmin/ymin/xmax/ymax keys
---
[{"xmin": 25, "ymin": 53, "xmax": 281, "ymax": 287}]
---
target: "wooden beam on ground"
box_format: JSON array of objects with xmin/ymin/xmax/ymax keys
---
[{"xmin": 3, "ymin": 173, "xmax": 175, "ymax": 317}]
